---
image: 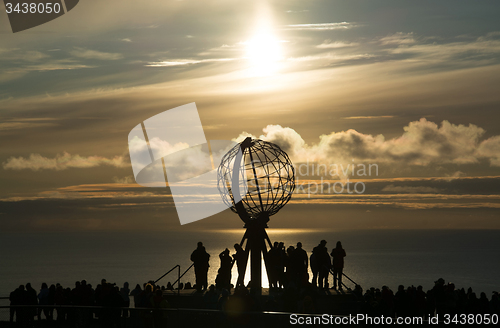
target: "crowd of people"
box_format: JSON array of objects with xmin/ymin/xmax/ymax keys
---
[
  {"xmin": 190, "ymin": 239, "xmax": 347, "ymax": 292},
  {"xmin": 359, "ymin": 279, "xmax": 500, "ymax": 318},
  {"xmin": 8, "ymin": 279, "xmax": 169, "ymax": 327},
  {"xmin": 188, "ymin": 240, "xmax": 500, "ymax": 318},
  {"xmin": 7, "ymin": 239, "xmax": 499, "ymax": 325}
]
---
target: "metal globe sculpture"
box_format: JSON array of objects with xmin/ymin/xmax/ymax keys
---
[
  {"xmin": 217, "ymin": 137, "xmax": 295, "ymax": 222},
  {"xmin": 217, "ymin": 137, "xmax": 295, "ymax": 292}
]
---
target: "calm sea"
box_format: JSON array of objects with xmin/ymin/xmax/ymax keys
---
[{"xmin": 1, "ymin": 229, "xmax": 499, "ymax": 300}]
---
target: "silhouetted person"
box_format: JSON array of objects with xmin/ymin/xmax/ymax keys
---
[
  {"xmin": 292, "ymin": 242, "xmax": 309, "ymax": 286},
  {"xmin": 47, "ymin": 284, "xmax": 56, "ymax": 320},
  {"xmin": 415, "ymin": 285, "xmax": 427, "ymax": 318},
  {"xmin": 9, "ymin": 285, "xmax": 25, "ymax": 324},
  {"xmin": 310, "ymin": 248, "xmax": 319, "ymax": 287},
  {"xmin": 315, "ymin": 240, "xmax": 330, "ymax": 289},
  {"xmin": 299, "ymin": 295, "xmax": 316, "ymax": 314},
  {"xmin": 285, "ymin": 245, "xmax": 295, "ymax": 286},
  {"xmin": 120, "ymin": 282, "xmax": 130, "ymax": 318},
  {"xmin": 277, "ymin": 242, "xmax": 286, "ymax": 287},
  {"xmin": 102, "ymin": 286, "xmax": 124, "ymax": 327},
  {"xmin": 38, "ymin": 283, "xmax": 52, "ymax": 321},
  {"xmin": 25, "ymin": 283, "xmax": 38, "ymax": 325},
  {"xmin": 381, "ymin": 285, "xmax": 394, "ymax": 316},
  {"xmin": 203, "ymin": 285, "xmax": 218, "ymax": 309},
  {"xmin": 490, "ymin": 292, "xmax": 499, "ymax": 314},
  {"xmin": 191, "ymin": 241, "xmax": 210, "ymax": 291},
  {"xmin": 226, "ymin": 287, "xmax": 254, "ymax": 325},
  {"xmin": 433, "ymin": 278, "xmax": 446, "ymax": 315},
  {"xmin": 444, "ymin": 282, "xmax": 457, "ymax": 315},
  {"xmin": 54, "ymin": 285, "xmax": 68, "ymax": 322},
  {"xmin": 233, "ymin": 243, "xmax": 247, "ymax": 288},
  {"xmin": 331, "ymin": 241, "xmax": 346, "ymax": 290},
  {"xmin": 130, "ymin": 284, "xmax": 142, "ymax": 306},
  {"xmin": 479, "ymin": 292, "xmax": 489, "ymax": 314},
  {"xmin": 151, "ymin": 289, "xmax": 169, "ymax": 328},
  {"xmin": 268, "ymin": 242, "xmax": 280, "ymax": 288},
  {"xmin": 216, "ymin": 248, "xmax": 234, "ymax": 290},
  {"xmin": 395, "ymin": 285, "xmax": 410, "ymax": 317}
]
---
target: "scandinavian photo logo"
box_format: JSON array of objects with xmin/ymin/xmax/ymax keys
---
[{"xmin": 127, "ymin": 103, "xmax": 244, "ymax": 225}]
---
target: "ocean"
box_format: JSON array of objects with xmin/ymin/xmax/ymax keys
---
[{"xmin": 1, "ymin": 229, "xmax": 499, "ymax": 301}]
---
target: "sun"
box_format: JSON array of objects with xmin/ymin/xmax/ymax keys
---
[{"xmin": 245, "ymin": 33, "xmax": 283, "ymax": 77}]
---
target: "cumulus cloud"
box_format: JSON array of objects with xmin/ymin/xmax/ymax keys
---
[
  {"xmin": 3, "ymin": 152, "xmax": 129, "ymax": 171},
  {"xmin": 234, "ymin": 118, "xmax": 500, "ymax": 169},
  {"xmin": 128, "ymin": 136, "xmax": 189, "ymax": 159},
  {"xmin": 5, "ymin": 119, "xmax": 500, "ymax": 174},
  {"xmin": 476, "ymin": 135, "xmax": 500, "ymax": 166}
]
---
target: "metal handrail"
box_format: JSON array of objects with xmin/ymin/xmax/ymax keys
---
[
  {"xmin": 154, "ymin": 264, "xmax": 180, "ymax": 296},
  {"xmin": 329, "ymin": 268, "xmax": 359, "ymax": 292},
  {"xmin": 153, "ymin": 263, "xmax": 195, "ymax": 296},
  {"xmin": 170, "ymin": 263, "xmax": 194, "ymax": 288},
  {"xmin": 342, "ymin": 272, "xmax": 358, "ymax": 286},
  {"xmin": 0, "ymin": 304, "xmax": 441, "ymax": 324},
  {"xmin": 0, "ymin": 304, "xmax": 354, "ymax": 316},
  {"xmin": 154, "ymin": 265, "xmax": 180, "ymax": 284}
]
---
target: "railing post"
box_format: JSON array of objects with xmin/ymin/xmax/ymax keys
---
[{"xmin": 178, "ymin": 265, "xmax": 180, "ymax": 297}]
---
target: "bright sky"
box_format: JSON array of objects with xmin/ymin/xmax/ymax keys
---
[{"xmin": 1, "ymin": 0, "xmax": 499, "ymax": 231}]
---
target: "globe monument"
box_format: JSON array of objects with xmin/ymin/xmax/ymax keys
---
[{"xmin": 217, "ymin": 137, "xmax": 295, "ymax": 293}]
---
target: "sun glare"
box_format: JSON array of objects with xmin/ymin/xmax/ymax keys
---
[{"xmin": 245, "ymin": 33, "xmax": 283, "ymax": 77}]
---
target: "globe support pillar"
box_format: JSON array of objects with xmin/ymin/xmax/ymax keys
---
[
  {"xmin": 249, "ymin": 224, "xmax": 262, "ymax": 292},
  {"xmin": 239, "ymin": 217, "xmax": 272, "ymax": 294}
]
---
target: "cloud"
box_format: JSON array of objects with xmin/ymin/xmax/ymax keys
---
[
  {"xmin": 23, "ymin": 62, "xmax": 93, "ymax": 71},
  {"xmin": 379, "ymin": 32, "xmax": 416, "ymax": 45},
  {"xmin": 112, "ymin": 176, "xmax": 135, "ymax": 184},
  {"xmin": 145, "ymin": 58, "xmax": 234, "ymax": 67},
  {"xmin": 316, "ymin": 41, "xmax": 360, "ymax": 49},
  {"xmin": 0, "ymin": 49, "xmax": 49, "ymax": 62},
  {"xmin": 444, "ymin": 171, "xmax": 466, "ymax": 181},
  {"xmin": 0, "ymin": 117, "xmax": 61, "ymax": 131},
  {"xmin": 70, "ymin": 47, "xmax": 124, "ymax": 61},
  {"xmin": 287, "ymin": 53, "xmax": 376, "ymax": 64},
  {"xmin": 381, "ymin": 185, "xmax": 441, "ymax": 193},
  {"xmin": 476, "ymin": 135, "xmax": 500, "ymax": 166},
  {"xmin": 234, "ymin": 118, "xmax": 500, "ymax": 168},
  {"xmin": 121, "ymin": 38, "xmax": 132, "ymax": 42},
  {"xmin": 342, "ymin": 116, "xmax": 395, "ymax": 120},
  {"xmin": 0, "ymin": 122, "xmax": 57, "ymax": 131},
  {"xmin": 386, "ymin": 34, "xmax": 500, "ymax": 66},
  {"xmin": 296, "ymin": 31, "xmax": 500, "ymax": 72},
  {"xmin": 284, "ymin": 22, "xmax": 360, "ymax": 31},
  {"xmin": 3, "ymin": 152, "xmax": 129, "ymax": 171}
]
